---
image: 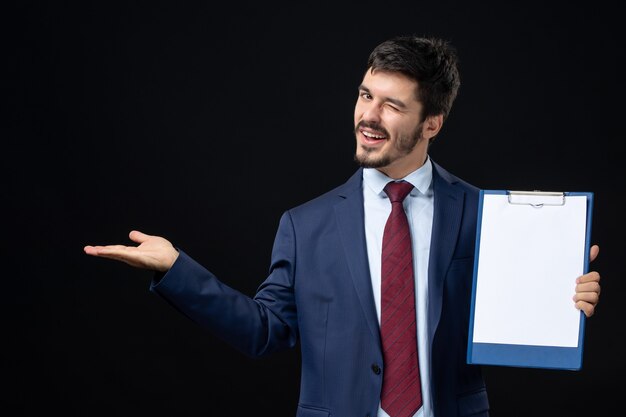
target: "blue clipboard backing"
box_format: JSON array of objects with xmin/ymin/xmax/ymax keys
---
[{"xmin": 466, "ymin": 190, "xmax": 594, "ymax": 370}]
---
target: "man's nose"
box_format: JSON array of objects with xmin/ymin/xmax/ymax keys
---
[{"xmin": 361, "ymin": 102, "xmax": 382, "ymax": 123}]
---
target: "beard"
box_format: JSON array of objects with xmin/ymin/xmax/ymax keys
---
[{"xmin": 353, "ymin": 120, "xmax": 425, "ymax": 168}]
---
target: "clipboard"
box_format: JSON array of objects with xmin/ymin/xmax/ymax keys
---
[{"xmin": 467, "ymin": 189, "xmax": 594, "ymax": 370}]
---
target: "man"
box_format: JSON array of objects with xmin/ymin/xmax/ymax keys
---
[{"xmin": 84, "ymin": 35, "xmax": 601, "ymax": 417}]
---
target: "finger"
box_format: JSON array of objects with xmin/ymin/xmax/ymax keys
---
[
  {"xmin": 589, "ymin": 244, "xmax": 599, "ymax": 262},
  {"xmin": 93, "ymin": 252, "xmax": 145, "ymax": 268},
  {"xmin": 574, "ymin": 300, "xmax": 595, "ymax": 318},
  {"xmin": 84, "ymin": 245, "xmax": 111, "ymax": 255},
  {"xmin": 84, "ymin": 244, "xmax": 133, "ymax": 256},
  {"xmin": 575, "ymin": 281, "xmax": 601, "ymax": 295},
  {"xmin": 84, "ymin": 245, "xmax": 98, "ymax": 255},
  {"xmin": 576, "ymin": 271, "xmax": 600, "ymax": 284},
  {"xmin": 85, "ymin": 245, "xmax": 147, "ymax": 267},
  {"xmin": 129, "ymin": 230, "xmax": 151, "ymax": 244},
  {"xmin": 573, "ymin": 291, "xmax": 600, "ymax": 305}
]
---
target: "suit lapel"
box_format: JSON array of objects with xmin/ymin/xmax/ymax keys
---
[
  {"xmin": 427, "ymin": 162, "xmax": 466, "ymax": 345},
  {"xmin": 334, "ymin": 169, "xmax": 382, "ymax": 348}
]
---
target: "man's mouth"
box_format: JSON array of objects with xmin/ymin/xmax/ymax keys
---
[{"xmin": 360, "ymin": 129, "xmax": 387, "ymax": 145}]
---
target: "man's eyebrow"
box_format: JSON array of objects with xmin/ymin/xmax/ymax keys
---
[{"xmin": 358, "ymin": 84, "xmax": 408, "ymax": 109}]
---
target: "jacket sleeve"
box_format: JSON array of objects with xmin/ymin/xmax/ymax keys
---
[{"xmin": 149, "ymin": 211, "xmax": 299, "ymax": 357}]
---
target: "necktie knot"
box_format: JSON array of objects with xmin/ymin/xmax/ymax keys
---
[{"xmin": 384, "ymin": 181, "xmax": 414, "ymax": 203}]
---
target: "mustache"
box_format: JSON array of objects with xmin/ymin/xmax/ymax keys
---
[{"xmin": 355, "ymin": 121, "xmax": 389, "ymax": 137}]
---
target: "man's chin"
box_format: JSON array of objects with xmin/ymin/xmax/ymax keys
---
[{"xmin": 354, "ymin": 151, "xmax": 390, "ymax": 168}]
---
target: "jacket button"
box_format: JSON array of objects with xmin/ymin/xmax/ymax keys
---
[{"xmin": 371, "ymin": 363, "xmax": 381, "ymax": 375}]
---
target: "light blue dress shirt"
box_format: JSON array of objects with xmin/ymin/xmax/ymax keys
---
[{"xmin": 362, "ymin": 157, "xmax": 434, "ymax": 417}]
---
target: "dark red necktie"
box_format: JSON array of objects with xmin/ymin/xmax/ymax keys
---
[{"xmin": 380, "ymin": 180, "xmax": 422, "ymax": 417}]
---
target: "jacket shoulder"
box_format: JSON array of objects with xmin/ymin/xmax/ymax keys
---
[{"xmin": 287, "ymin": 168, "xmax": 362, "ymax": 215}]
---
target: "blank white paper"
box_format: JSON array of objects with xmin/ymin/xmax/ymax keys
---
[{"xmin": 472, "ymin": 194, "xmax": 587, "ymax": 347}]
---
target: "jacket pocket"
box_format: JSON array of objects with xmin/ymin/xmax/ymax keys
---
[
  {"xmin": 296, "ymin": 404, "xmax": 331, "ymax": 417},
  {"xmin": 458, "ymin": 388, "xmax": 489, "ymax": 416}
]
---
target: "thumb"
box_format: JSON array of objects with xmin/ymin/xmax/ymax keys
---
[{"xmin": 128, "ymin": 230, "xmax": 151, "ymax": 244}]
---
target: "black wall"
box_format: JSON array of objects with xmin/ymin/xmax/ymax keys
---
[{"xmin": 5, "ymin": 1, "xmax": 624, "ymax": 416}]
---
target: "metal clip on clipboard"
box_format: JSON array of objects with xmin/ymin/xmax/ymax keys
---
[{"xmin": 507, "ymin": 190, "xmax": 566, "ymax": 208}]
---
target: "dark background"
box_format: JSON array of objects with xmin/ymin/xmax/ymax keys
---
[{"xmin": 4, "ymin": 1, "xmax": 624, "ymax": 416}]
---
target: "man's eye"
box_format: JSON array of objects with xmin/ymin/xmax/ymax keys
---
[
  {"xmin": 360, "ymin": 92, "xmax": 372, "ymax": 100},
  {"xmin": 386, "ymin": 104, "xmax": 399, "ymax": 111}
]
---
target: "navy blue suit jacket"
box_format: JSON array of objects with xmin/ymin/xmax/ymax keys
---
[{"xmin": 151, "ymin": 160, "xmax": 489, "ymax": 417}]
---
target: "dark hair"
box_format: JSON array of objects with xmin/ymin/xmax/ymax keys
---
[{"xmin": 366, "ymin": 35, "xmax": 461, "ymax": 121}]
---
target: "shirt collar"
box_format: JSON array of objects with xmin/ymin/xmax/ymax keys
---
[{"xmin": 363, "ymin": 156, "xmax": 433, "ymax": 197}]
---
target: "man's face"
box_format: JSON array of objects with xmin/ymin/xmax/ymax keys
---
[{"xmin": 354, "ymin": 69, "xmax": 428, "ymax": 178}]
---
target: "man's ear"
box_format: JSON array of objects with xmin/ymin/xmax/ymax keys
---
[{"xmin": 422, "ymin": 114, "xmax": 444, "ymax": 142}]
